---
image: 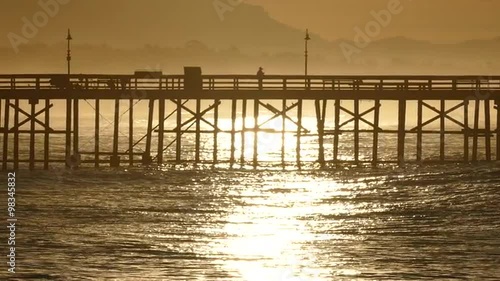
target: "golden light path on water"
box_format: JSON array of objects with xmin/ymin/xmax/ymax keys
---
[{"xmin": 202, "ymin": 173, "xmax": 379, "ymax": 280}]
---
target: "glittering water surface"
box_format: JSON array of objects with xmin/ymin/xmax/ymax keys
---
[{"xmin": 7, "ymin": 163, "xmax": 500, "ymax": 280}]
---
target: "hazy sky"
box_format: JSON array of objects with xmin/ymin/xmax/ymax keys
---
[
  {"xmin": 3, "ymin": 0, "xmax": 500, "ymax": 49},
  {"xmin": 245, "ymin": 0, "xmax": 500, "ymax": 42}
]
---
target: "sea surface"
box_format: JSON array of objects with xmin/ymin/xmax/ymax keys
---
[
  {"xmin": 3, "ymin": 162, "xmax": 499, "ymax": 280},
  {"xmin": 2, "ymin": 114, "xmax": 500, "ymax": 280}
]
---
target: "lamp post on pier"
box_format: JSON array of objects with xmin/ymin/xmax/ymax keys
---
[
  {"xmin": 66, "ymin": 29, "xmax": 72, "ymax": 76},
  {"xmin": 304, "ymin": 29, "xmax": 311, "ymax": 89}
]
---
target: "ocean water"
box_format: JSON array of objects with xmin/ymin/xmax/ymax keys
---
[
  {"xmin": 4, "ymin": 162, "xmax": 499, "ymax": 280},
  {"xmin": 2, "ymin": 113, "xmax": 500, "ymax": 280}
]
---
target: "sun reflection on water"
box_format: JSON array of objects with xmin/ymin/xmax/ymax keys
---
[{"xmin": 208, "ymin": 174, "xmax": 360, "ymax": 280}]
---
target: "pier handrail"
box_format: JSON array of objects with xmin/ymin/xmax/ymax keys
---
[{"xmin": 1, "ymin": 74, "xmax": 499, "ymax": 92}]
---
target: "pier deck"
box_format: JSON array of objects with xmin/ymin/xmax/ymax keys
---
[{"xmin": 1, "ymin": 74, "xmax": 499, "ymax": 169}]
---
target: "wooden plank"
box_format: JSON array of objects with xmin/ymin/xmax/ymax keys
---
[{"xmin": 3, "ymin": 88, "xmax": 500, "ymax": 101}]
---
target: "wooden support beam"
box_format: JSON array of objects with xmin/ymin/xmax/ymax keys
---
[
  {"xmin": 13, "ymin": 100, "xmax": 19, "ymax": 170},
  {"xmin": 464, "ymin": 99, "xmax": 469, "ymax": 162},
  {"xmin": 129, "ymin": 98, "xmax": 134, "ymax": 166},
  {"xmin": 315, "ymin": 100, "xmax": 326, "ymax": 166},
  {"xmin": 473, "ymin": 100, "xmax": 480, "ymax": 161},
  {"xmin": 253, "ymin": 99, "xmax": 259, "ymax": 169},
  {"xmin": 2, "ymin": 99, "xmax": 9, "ymax": 170},
  {"xmin": 440, "ymin": 100, "xmax": 445, "ymax": 162},
  {"xmin": 95, "ymin": 99, "xmax": 100, "ymax": 167},
  {"xmin": 333, "ymin": 99, "xmax": 340, "ymax": 163},
  {"xmin": 496, "ymin": 100, "xmax": 500, "ymax": 161},
  {"xmin": 29, "ymin": 100, "xmax": 36, "ymax": 170},
  {"xmin": 339, "ymin": 105, "xmax": 380, "ymax": 130},
  {"xmin": 145, "ymin": 99, "xmax": 154, "ymax": 156},
  {"xmin": 195, "ymin": 99, "xmax": 201, "ymax": 163},
  {"xmin": 410, "ymin": 102, "xmax": 465, "ymax": 132},
  {"xmin": 354, "ymin": 99, "xmax": 360, "ymax": 164},
  {"xmin": 73, "ymin": 98, "xmax": 79, "ymax": 159},
  {"xmin": 259, "ymin": 102, "xmax": 309, "ymax": 133},
  {"xmin": 373, "ymin": 100, "xmax": 380, "ymax": 165},
  {"xmin": 296, "ymin": 99, "xmax": 302, "ymax": 169},
  {"xmin": 485, "ymin": 99, "xmax": 491, "ymax": 161},
  {"xmin": 176, "ymin": 99, "xmax": 182, "ymax": 163},
  {"xmin": 240, "ymin": 99, "xmax": 247, "ymax": 165},
  {"xmin": 231, "ymin": 99, "xmax": 237, "ymax": 167},
  {"xmin": 174, "ymin": 101, "xmax": 217, "ymax": 130},
  {"xmin": 281, "ymin": 99, "xmax": 286, "ymax": 168},
  {"xmin": 157, "ymin": 98, "xmax": 165, "ymax": 165},
  {"xmin": 44, "ymin": 99, "xmax": 50, "ymax": 170},
  {"xmin": 398, "ymin": 99, "xmax": 406, "ymax": 165},
  {"xmin": 417, "ymin": 100, "xmax": 423, "ymax": 162},
  {"xmin": 111, "ymin": 99, "xmax": 120, "ymax": 167},
  {"xmin": 214, "ymin": 99, "xmax": 219, "ymax": 164},
  {"xmin": 65, "ymin": 98, "xmax": 72, "ymax": 168}
]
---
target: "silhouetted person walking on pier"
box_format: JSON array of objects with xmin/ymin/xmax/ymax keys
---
[{"xmin": 257, "ymin": 67, "xmax": 264, "ymax": 90}]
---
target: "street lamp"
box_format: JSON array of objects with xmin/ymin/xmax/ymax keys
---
[
  {"xmin": 305, "ymin": 29, "xmax": 311, "ymax": 76},
  {"xmin": 304, "ymin": 29, "xmax": 311, "ymax": 88},
  {"xmin": 66, "ymin": 29, "xmax": 72, "ymax": 75}
]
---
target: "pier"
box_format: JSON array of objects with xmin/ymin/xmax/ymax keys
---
[{"xmin": 1, "ymin": 70, "xmax": 499, "ymax": 169}]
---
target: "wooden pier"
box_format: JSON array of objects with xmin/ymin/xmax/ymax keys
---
[{"xmin": 1, "ymin": 71, "xmax": 499, "ymax": 169}]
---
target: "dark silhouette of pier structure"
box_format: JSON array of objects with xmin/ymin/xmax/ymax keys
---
[{"xmin": 1, "ymin": 68, "xmax": 499, "ymax": 170}]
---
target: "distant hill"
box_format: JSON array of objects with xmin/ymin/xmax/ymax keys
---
[{"xmin": 1, "ymin": 0, "xmax": 332, "ymax": 53}]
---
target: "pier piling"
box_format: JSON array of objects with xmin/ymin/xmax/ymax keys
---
[{"xmin": 1, "ymin": 74, "xmax": 499, "ymax": 168}]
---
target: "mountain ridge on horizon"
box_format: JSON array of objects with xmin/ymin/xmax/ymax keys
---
[{"xmin": 3, "ymin": 0, "xmax": 500, "ymax": 53}]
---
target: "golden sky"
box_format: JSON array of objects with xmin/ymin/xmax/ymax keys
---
[{"xmin": 245, "ymin": 0, "xmax": 500, "ymax": 42}]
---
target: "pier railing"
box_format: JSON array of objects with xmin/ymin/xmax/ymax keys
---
[{"xmin": 1, "ymin": 74, "xmax": 500, "ymax": 92}]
